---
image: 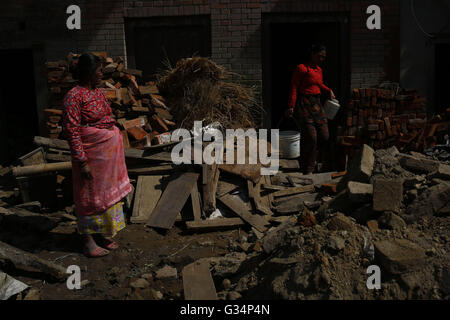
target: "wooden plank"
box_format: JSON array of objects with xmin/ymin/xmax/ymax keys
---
[
  {"xmin": 218, "ymin": 164, "xmax": 261, "ymax": 183},
  {"xmin": 218, "ymin": 193, "xmax": 268, "ymax": 233},
  {"xmin": 190, "ymin": 183, "xmax": 202, "ymax": 221},
  {"xmin": 265, "ymin": 175, "xmax": 274, "ymax": 208},
  {"xmin": 216, "ymin": 180, "xmax": 240, "ymax": 198},
  {"xmin": 0, "ymin": 241, "xmax": 66, "ymax": 281},
  {"xmin": 185, "ymin": 218, "xmax": 245, "ymax": 231},
  {"xmin": 34, "ymin": 136, "xmax": 173, "ymax": 162},
  {"xmin": 147, "ymin": 173, "xmax": 199, "ymax": 229},
  {"xmin": 202, "ymin": 164, "xmax": 220, "ymax": 214},
  {"xmin": 131, "ymin": 175, "xmax": 164, "ymax": 224},
  {"xmin": 247, "ymin": 181, "xmax": 272, "ymax": 215},
  {"xmin": 272, "ymin": 185, "xmax": 315, "ymax": 198},
  {"xmin": 127, "ymin": 164, "xmax": 175, "ymax": 175},
  {"xmin": 182, "ymin": 260, "xmax": 218, "ymax": 300}
]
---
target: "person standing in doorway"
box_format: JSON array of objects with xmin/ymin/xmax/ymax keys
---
[{"xmin": 286, "ymin": 44, "xmax": 335, "ymax": 174}]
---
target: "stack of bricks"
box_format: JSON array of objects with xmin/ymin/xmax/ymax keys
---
[
  {"xmin": 43, "ymin": 52, "xmax": 175, "ymax": 149},
  {"xmin": 337, "ymin": 87, "xmax": 439, "ymax": 152}
]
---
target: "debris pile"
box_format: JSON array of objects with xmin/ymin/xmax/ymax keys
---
[
  {"xmin": 189, "ymin": 144, "xmax": 449, "ymax": 300},
  {"xmin": 338, "ymin": 86, "xmax": 450, "ymax": 153}
]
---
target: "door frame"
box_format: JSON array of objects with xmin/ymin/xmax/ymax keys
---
[
  {"xmin": 124, "ymin": 15, "xmax": 211, "ymax": 71},
  {"xmin": 261, "ymin": 12, "xmax": 350, "ymax": 129}
]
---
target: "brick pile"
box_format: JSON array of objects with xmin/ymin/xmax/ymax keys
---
[{"xmin": 338, "ymin": 87, "xmax": 450, "ymax": 153}]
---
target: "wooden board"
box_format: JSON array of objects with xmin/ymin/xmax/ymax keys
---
[
  {"xmin": 248, "ymin": 181, "xmax": 272, "ymax": 216},
  {"xmin": 202, "ymin": 164, "xmax": 220, "ymax": 213},
  {"xmin": 185, "ymin": 217, "xmax": 245, "ymax": 231},
  {"xmin": 147, "ymin": 173, "xmax": 199, "ymax": 229},
  {"xmin": 219, "ymin": 164, "xmax": 261, "ymax": 183},
  {"xmin": 216, "ymin": 180, "xmax": 240, "ymax": 198},
  {"xmin": 127, "ymin": 164, "xmax": 175, "ymax": 175},
  {"xmin": 131, "ymin": 175, "xmax": 165, "ymax": 224},
  {"xmin": 272, "ymin": 185, "xmax": 315, "ymax": 198},
  {"xmin": 182, "ymin": 260, "xmax": 218, "ymax": 300},
  {"xmin": 34, "ymin": 136, "xmax": 173, "ymax": 163},
  {"xmin": 218, "ymin": 193, "xmax": 268, "ymax": 233},
  {"xmin": 190, "ymin": 183, "xmax": 202, "ymax": 221}
]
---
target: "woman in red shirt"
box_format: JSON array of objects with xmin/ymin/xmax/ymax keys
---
[
  {"xmin": 63, "ymin": 53, "xmax": 132, "ymax": 257},
  {"xmin": 286, "ymin": 45, "xmax": 335, "ymax": 174}
]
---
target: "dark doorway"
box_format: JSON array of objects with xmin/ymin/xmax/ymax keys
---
[
  {"xmin": 0, "ymin": 49, "xmax": 39, "ymax": 165},
  {"xmin": 125, "ymin": 15, "xmax": 211, "ymax": 82},
  {"xmin": 262, "ymin": 13, "xmax": 350, "ymax": 129},
  {"xmin": 435, "ymin": 43, "xmax": 450, "ymax": 115}
]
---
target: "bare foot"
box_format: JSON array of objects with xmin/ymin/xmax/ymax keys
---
[{"xmin": 83, "ymin": 235, "xmax": 110, "ymax": 258}]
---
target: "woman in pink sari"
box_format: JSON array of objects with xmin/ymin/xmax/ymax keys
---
[{"xmin": 62, "ymin": 53, "xmax": 132, "ymax": 257}]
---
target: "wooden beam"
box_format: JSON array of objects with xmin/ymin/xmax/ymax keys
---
[
  {"xmin": 182, "ymin": 260, "xmax": 217, "ymax": 300},
  {"xmin": 202, "ymin": 164, "xmax": 220, "ymax": 214},
  {"xmin": 190, "ymin": 183, "xmax": 202, "ymax": 221},
  {"xmin": 185, "ymin": 218, "xmax": 245, "ymax": 231},
  {"xmin": 130, "ymin": 175, "xmax": 165, "ymax": 224},
  {"xmin": 0, "ymin": 241, "xmax": 67, "ymax": 281},
  {"xmin": 218, "ymin": 193, "xmax": 268, "ymax": 233},
  {"xmin": 272, "ymin": 185, "xmax": 315, "ymax": 198},
  {"xmin": 147, "ymin": 173, "xmax": 199, "ymax": 229}
]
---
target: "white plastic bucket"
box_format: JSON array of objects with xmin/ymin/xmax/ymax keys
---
[
  {"xmin": 279, "ymin": 131, "xmax": 300, "ymax": 159},
  {"xmin": 324, "ymin": 99, "xmax": 340, "ymax": 120}
]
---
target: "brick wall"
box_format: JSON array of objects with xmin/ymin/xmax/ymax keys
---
[{"xmin": 0, "ymin": 0, "xmax": 400, "ymax": 125}]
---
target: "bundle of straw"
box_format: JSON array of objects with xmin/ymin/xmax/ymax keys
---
[{"xmin": 157, "ymin": 57, "xmax": 259, "ymax": 129}]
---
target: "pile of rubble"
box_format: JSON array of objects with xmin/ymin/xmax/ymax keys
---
[{"xmin": 188, "ymin": 144, "xmax": 449, "ymax": 300}]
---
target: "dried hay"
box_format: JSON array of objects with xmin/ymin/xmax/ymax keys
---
[{"xmin": 156, "ymin": 57, "xmax": 260, "ymax": 129}]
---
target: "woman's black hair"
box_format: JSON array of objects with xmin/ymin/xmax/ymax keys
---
[
  {"xmin": 310, "ymin": 44, "xmax": 327, "ymax": 55},
  {"xmin": 70, "ymin": 53, "xmax": 101, "ymax": 81}
]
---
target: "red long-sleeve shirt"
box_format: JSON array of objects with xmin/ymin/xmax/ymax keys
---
[
  {"xmin": 62, "ymin": 86, "xmax": 116, "ymax": 164},
  {"xmin": 288, "ymin": 63, "xmax": 331, "ymax": 108}
]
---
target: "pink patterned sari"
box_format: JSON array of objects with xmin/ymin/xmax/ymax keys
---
[{"xmin": 72, "ymin": 126, "xmax": 131, "ymax": 216}]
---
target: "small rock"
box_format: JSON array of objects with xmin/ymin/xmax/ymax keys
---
[
  {"xmin": 378, "ymin": 211, "xmax": 406, "ymax": 230},
  {"xmin": 80, "ymin": 279, "xmax": 90, "ymax": 287},
  {"xmin": 328, "ymin": 236, "xmax": 345, "ymax": 251},
  {"xmin": 299, "ymin": 207, "xmax": 317, "ymax": 227},
  {"xmin": 130, "ymin": 278, "xmax": 150, "ymax": 289},
  {"xmin": 23, "ymin": 288, "xmax": 40, "ymax": 300},
  {"xmin": 151, "ymin": 289, "xmax": 163, "ymax": 300},
  {"xmin": 327, "ymin": 212, "xmax": 355, "ymax": 232},
  {"xmin": 141, "ymin": 273, "xmax": 153, "ymax": 281},
  {"xmin": 227, "ymin": 291, "xmax": 242, "ymax": 300},
  {"xmin": 237, "ymin": 235, "xmax": 247, "ymax": 244},
  {"xmin": 367, "ymin": 220, "xmax": 379, "ymax": 233},
  {"xmin": 155, "ymin": 265, "xmax": 177, "ymax": 280},
  {"xmin": 347, "ymin": 181, "xmax": 373, "ymax": 203},
  {"xmin": 222, "ymin": 278, "xmax": 231, "ymax": 290},
  {"xmin": 374, "ymin": 239, "xmax": 427, "ymax": 274}
]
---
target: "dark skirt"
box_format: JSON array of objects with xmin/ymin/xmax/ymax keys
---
[{"xmin": 294, "ymin": 94, "xmax": 328, "ymax": 126}]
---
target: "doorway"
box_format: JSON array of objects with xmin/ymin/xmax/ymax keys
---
[
  {"xmin": 261, "ymin": 13, "xmax": 350, "ymax": 129},
  {"xmin": 0, "ymin": 49, "xmax": 39, "ymax": 165},
  {"xmin": 125, "ymin": 15, "xmax": 211, "ymax": 82}
]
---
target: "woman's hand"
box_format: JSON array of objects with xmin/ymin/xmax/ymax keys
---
[
  {"xmin": 81, "ymin": 163, "xmax": 93, "ymax": 180},
  {"xmin": 285, "ymin": 107, "xmax": 294, "ymax": 118},
  {"xmin": 330, "ymin": 90, "xmax": 336, "ymax": 100}
]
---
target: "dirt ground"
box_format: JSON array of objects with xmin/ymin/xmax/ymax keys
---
[{"xmin": 0, "ymin": 211, "xmax": 242, "ymax": 300}]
